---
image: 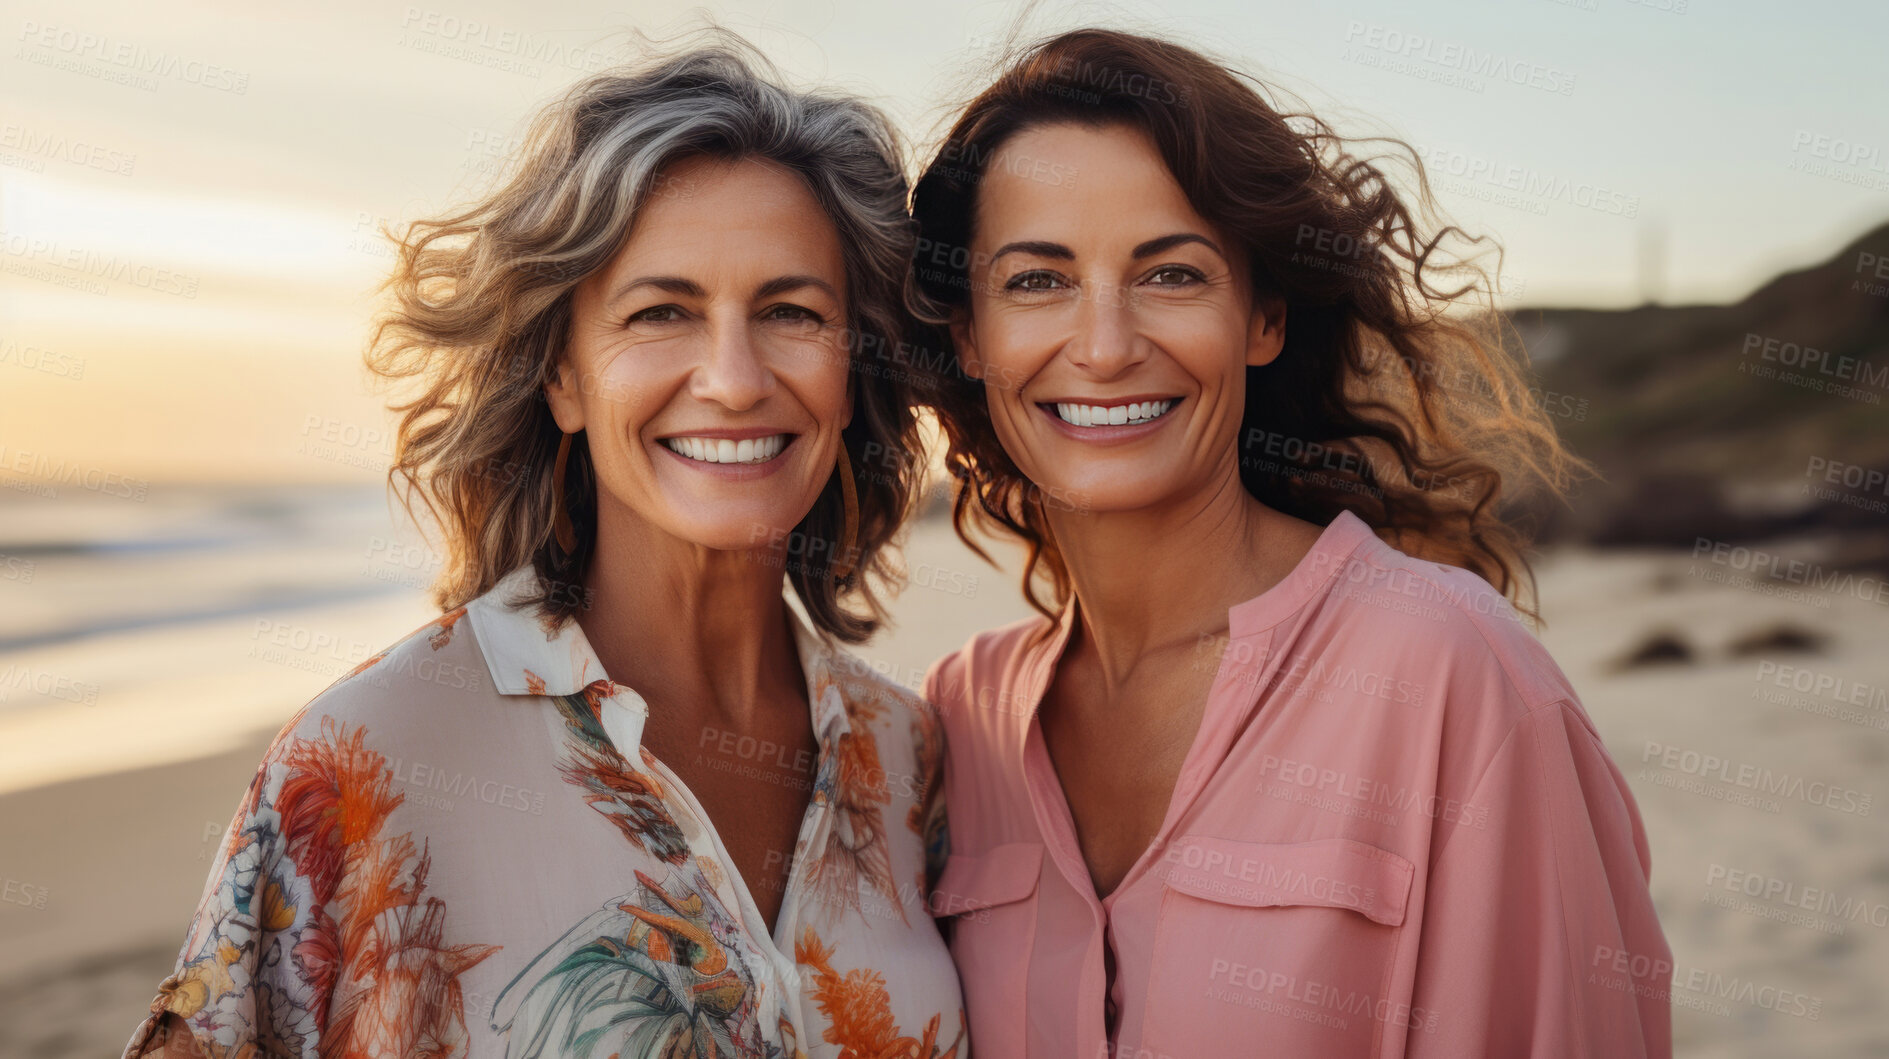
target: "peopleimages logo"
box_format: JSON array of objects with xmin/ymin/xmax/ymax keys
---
[
  {"xmin": 1741, "ymin": 333, "xmax": 1889, "ymax": 392},
  {"xmin": 1265, "ymin": 654, "xmax": 1426, "ymax": 707},
  {"xmin": 0, "ymin": 230, "xmax": 201, "ymax": 299},
  {"xmin": 0, "ymin": 121, "xmax": 136, "ymax": 175},
  {"xmin": 1640, "ymin": 741, "xmax": 1872, "ymax": 816},
  {"xmin": 1590, "ymin": 945, "xmax": 1822, "ymax": 1020},
  {"xmin": 0, "ymin": 443, "xmax": 149, "ymax": 501},
  {"xmin": 1753, "ymin": 660, "xmax": 1887, "ymax": 712},
  {"xmin": 0, "ymin": 664, "xmax": 100, "ymax": 706},
  {"xmin": 1415, "ymin": 145, "xmax": 1638, "ymax": 217},
  {"xmin": 1690, "ymin": 537, "xmax": 1889, "ymax": 607},
  {"xmin": 1790, "ymin": 130, "xmax": 1889, "ymax": 175},
  {"xmin": 1704, "ymin": 864, "xmax": 1889, "ymax": 931},
  {"xmin": 15, "ymin": 20, "xmax": 251, "ymax": 92},
  {"xmin": 1257, "ymin": 755, "xmax": 1490, "ymax": 829},
  {"xmin": 1341, "ymin": 21, "xmax": 1576, "ymax": 95},
  {"xmin": 388, "ymin": 756, "xmax": 546, "ymax": 815},
  {"xmin": 396, "ymin": 8, "xmax": 613, "ymax": 75},
  {"xmin": 1203, "ymin": 962, "xmax": 1441, "ymax": 1033}
]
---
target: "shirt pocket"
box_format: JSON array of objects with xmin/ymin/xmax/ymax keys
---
[
  {"xmin": 1137, "ymin": 836, "xmax": 1415, "ymax": 1058},
  {"xmin": 932, "ymin": 841, "xmax": 1044, "ymax": 1059}
]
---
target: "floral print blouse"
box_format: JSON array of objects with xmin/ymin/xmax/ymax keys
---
[{"xmin": 123, "ymin": 562, "xmax": 966, "ymax": 1059}]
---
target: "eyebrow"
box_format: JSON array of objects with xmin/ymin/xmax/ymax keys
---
[
  {"xmin": 606, "ymin": 275, "xmax": 702, "ymax": 306},
  {"xmin": 605, "ymin": 273, "xmax": 840, "ymax": 307},
  {"xmin": 1132, "ymin": 232, "xmax": 1223, "ymax": 259},
  {"xmin": 988, "ymin": 233, "xmax": 1224, "ymax": 266},
  {"xmin": 755, "ymin": 274, "xmax": 840, "ymax": 301},
  {"xmin": 990, "ymin": 240, "xmax": 1074, "ymax": 263}
]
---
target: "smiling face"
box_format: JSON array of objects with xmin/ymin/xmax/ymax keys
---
[
  {"xmin": 545, "ymin": 154, "xmax": 852, "ymax": 554},
  {"xmin": 953, "ymin": 121, "xmax": 1285, "ymax": 514}
]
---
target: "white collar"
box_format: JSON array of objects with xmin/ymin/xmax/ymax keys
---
[{"xmin": 462, "ymin": 563, "xmax": 844, "ymax": 756}]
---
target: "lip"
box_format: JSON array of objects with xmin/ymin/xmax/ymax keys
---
[
  {"xmin": 1035, "ymin": 393, "xmax": 1179, "ymax": 407},
  {"xmin": 654, "ymin": 426, "xmax": 796, "ymax": 441},
  {"xmin": 654, "ymin": 433, "xmax": 797, "ymax": 480},
  {"xmin": 1036, "ymin": 396, "xmax": 1183, "ymax": 444}
]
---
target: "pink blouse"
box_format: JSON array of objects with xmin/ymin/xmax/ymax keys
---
[{"xmin": 924, "ymin": 510, "xmax": 1672, "ymax": 1058}]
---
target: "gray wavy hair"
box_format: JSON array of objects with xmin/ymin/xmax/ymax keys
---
[{"xmin": 366, "ymin": 30, "xmax": 925, "ymax": 642}]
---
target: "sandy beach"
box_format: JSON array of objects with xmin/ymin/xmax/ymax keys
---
[{"xmin": 2, "ymin": 486, "xmax": 1884, "ymax": 1057}]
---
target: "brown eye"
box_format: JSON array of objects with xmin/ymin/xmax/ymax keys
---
[
  {"xmin": 628, "ymin": 305, "xmax": 681, "ymax": 324},
  {"xmin": 764, "ymin": 303, "xmax": 822, "ymax": 323},
  {"xmin": 1006, "ymin": 270, "xmax": 1064, "ymax": 292},
  {"xmin": 1145, "ymin": 265, "xmax": 1203, "ymax": 286}
]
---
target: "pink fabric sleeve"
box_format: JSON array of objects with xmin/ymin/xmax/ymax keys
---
[{"xmin": 1406, "ymin": 700, "xmax": 1672, "ymax": 1058}]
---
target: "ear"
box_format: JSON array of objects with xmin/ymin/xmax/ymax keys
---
[
  {"xmin": 948, "ymin": 312, "xmax": 984, "ymax": 380},
  {"xmin": 543, "ymin": 351, "xmax": 586, "ymax": 433},
  {"xmin": 1245, "ymin": 296, "xmax": 1288, "ymax": 368}
]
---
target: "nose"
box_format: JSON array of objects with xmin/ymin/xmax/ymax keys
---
[
  {"xmin": 689, "ymin": 313, "xmax": 776, "ymax": 411},
  {"xmin": 1064, "ymin": 279, "xmax": 1149, "ymax": 379}
]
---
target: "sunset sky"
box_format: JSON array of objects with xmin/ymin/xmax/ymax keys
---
[{"xmin": 3, "ymin": 0, "xmax": 1885, "ymax": 483}]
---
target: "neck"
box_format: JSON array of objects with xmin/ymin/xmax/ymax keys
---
[
  {"xmin": 577, "ymin": 499, "xmax": 804, "ymax": 726},
  {"xmin": 1043, "ymin": 457, "xmax": 1311, "ymax": 690}
]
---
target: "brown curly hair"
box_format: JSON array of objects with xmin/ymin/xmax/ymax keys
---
[
  {"xmin": 905, "ymin": 27, "xmax": 1591, "ymax": 624},
  {"xmin": 365, "ymin": 32, "xmax": 925, "ymax": 642}
]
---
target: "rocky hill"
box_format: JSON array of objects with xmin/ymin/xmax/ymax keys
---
[{"xmin": 1511, "ymin": 222, "xmax": 1889, "ymax": 558}]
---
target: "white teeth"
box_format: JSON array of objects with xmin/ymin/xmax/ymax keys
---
[
  {"xmin": 1053, "ymin": 400, "xmax": 1174, "ymax": 427},
  {"xmin": 661, "ymin": 434, "xmax": 789, "ymax": 464}
]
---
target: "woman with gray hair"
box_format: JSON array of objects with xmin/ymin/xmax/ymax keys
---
[{"xmin": 125, "ymin": 34, "xmax": 965, "ymax": 1059}]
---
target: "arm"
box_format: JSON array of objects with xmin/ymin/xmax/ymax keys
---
[
  {"xmin": 120, "ymin": 739, "xmax": 325, "ymax": 1059},
  {"xmin": 130, "ymin": 1014, "xmax": 214, "ymax": 1059},
  {"xmin": 1405, "ymin": 701, "xmax": 1673, "ymax": 1059}
]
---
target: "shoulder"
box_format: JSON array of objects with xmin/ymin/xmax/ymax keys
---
[
  {"xmin": 821, "ymin": 648, "xmax": 953, "ymax": 788},
  {"xmin": 818, "ymin": 649, "xmax": 947, "ymax": 819},
  {"xmin": 264, "ymin": 605, "xmax": 491, "ymax": 758},
  {"xmin": 921, "ymin": 612, "xmax": 1056, "ymax": 717},
  {"xmin": 825, "ymin": 646, "xmax": 937, "ymax": 728},
  {"xmin": 1312, "ymin": 532, "xmax": 1576, "ymax": 715}
]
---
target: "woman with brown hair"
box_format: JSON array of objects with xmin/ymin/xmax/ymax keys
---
[
  {"xmin": 124, "ymin": 36, "xmax": 963, "ymax": 1059},
  {"xmin": 910, "ymin": 27, "xmax": 1670, "ymax": 1059}
]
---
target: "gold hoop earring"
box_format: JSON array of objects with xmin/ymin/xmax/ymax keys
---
[
  {"xmin": 551, "ymin": 430, "xmax": 577, "ymax": 555},
  {"xmin": 831, "ymin": 444, "xmax": 860, "ymax": 584}
]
